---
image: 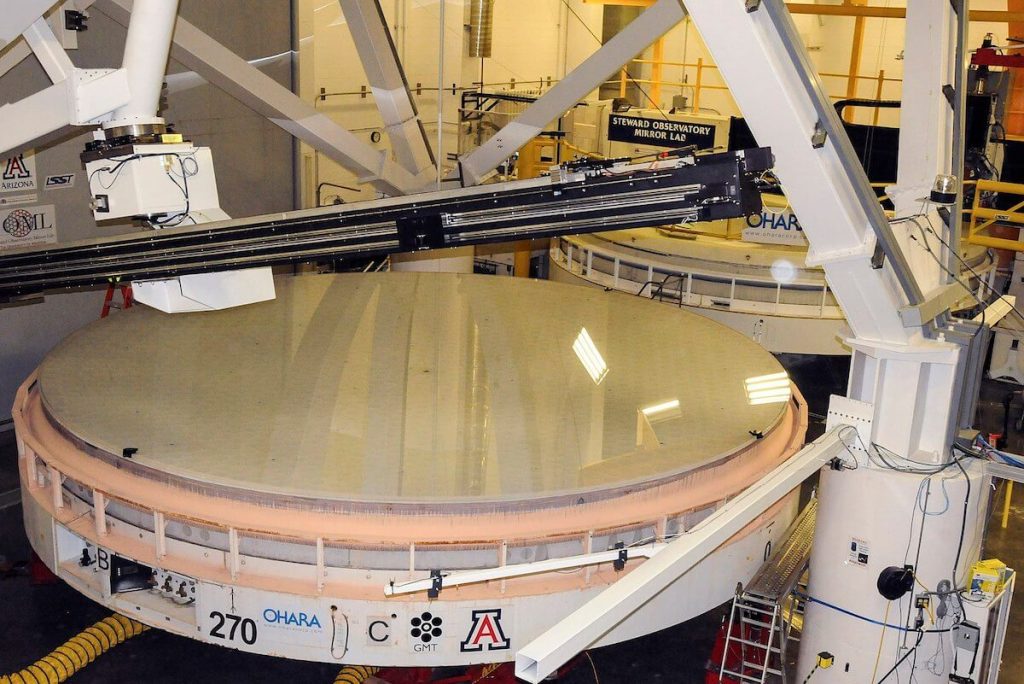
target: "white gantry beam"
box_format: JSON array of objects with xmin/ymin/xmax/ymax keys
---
[
  {"xmin": 514, "ymin": 428, "xmax": 847, "ymax": 683},
  {"xmin": 452, "ymin": 0, "xmax": 686, "ymax": 187},
  {"xmin": 96, "ymin": 0, "xmax": 423, "ymax": 196},
  {"xmin": 338, "ymin": 0, "xmax": 436, "ymax": 183},
  {"xmin": 682, "ymin": 0, "xmax": 923, "ymax": 345}
]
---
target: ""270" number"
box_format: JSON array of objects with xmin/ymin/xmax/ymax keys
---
[{"xmin": 209, "ymin": 611, "xmax": 258, "ymax": 645}]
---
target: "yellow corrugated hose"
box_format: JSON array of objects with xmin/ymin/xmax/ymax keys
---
[
  {"xmin": 333, "ymin": 665, "xmax": 381, "ymax": 684},
  {"xmin": 0, "ymin": 614, "xmax": 148, "ymax": 684}
]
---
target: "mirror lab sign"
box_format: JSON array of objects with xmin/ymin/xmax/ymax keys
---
[
  {"xmin": 0, "ymin": 204, "xmax": 57, "ymax": 249},
  {"xmin": 608, "ymin": 114, "xmax": 716, "ymax": 150}
]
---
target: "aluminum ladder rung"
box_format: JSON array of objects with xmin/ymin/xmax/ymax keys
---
[
  {"xmin": 738, "ymin": 604, "xmax": 776, "ymax": 616},
  {"xmin": 730, "ymin": 636, "xmax": 781, "ymax": 652},
  {"xmin": 720, "ymin": 668, "xmax": 769, "ymax": 683},
  {"xmin": 740, "ymin": 662, "xmax": 782, "ymax": 676},
  {"xmin": 741, "ymin": 594, "xmax": 778, "ymax": 607},
  {"xmin": 739, "ymin": 617, "xmax": 774, "ymax": 630}
]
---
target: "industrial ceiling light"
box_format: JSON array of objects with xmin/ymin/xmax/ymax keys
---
[
  {"xmin": 744, "ymin": 371, "xmax": 791, "ymax": 405},
  {"xmin": 573, "ymin": 328, "xmax": 609, "ymax": 385}
]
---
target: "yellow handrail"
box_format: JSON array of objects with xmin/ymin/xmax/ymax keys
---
[{"xmin": 967, "ymin": 179, "xmax": 1024, "ymax": 252}]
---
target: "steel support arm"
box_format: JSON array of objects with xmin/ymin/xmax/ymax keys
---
[
  {"xmin": 452, "ymin": 0, "xmax": 685, "ymax": 187},
  {"xmin": 682, "ymin": 0, "xmax": 922, "ymax": 345},
  {"xmin": 95, "ymin": 0, "xmax": 422, "ymax": 196},
  {"xmin": 0, "ymin": 68, "xmax": 130, "ymax": 156},
  {"xmin": 338, "ymin": 0, "xmax": 436, "ymax": 181},
  {"xmin": 513, "ymin": 427, "xmax": 848, "ymax": 683}
]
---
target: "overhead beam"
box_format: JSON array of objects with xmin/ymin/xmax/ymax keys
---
[
  {"xmin": 337, "ymin": 0, "xmax": 435, "ymax": 182},
  {"xmin": 452, "ymin": 0, "xmax": 685, "ymax": 187},
  {"xmin": 95, "ymin": 0, "xmax": 422, "ymax": 196}
]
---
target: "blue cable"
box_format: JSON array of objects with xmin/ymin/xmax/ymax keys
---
[{"xmin": 795, "ymin": 593, "xmax": 952, "ymax": 633}]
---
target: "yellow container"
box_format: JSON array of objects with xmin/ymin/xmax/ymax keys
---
[{"xmin": 969, "ymin": 558, "xmax": 1010, "ymax": 598}]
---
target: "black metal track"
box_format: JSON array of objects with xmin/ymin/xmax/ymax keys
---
[{"xmin": 0, "ymin": 148, "xmax": 771, "ymax": 300}]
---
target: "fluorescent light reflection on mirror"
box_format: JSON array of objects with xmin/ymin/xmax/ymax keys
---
[
  {"xmin": 744, "ymin": 371, "xmax": 790, "ymax": 405},
  {"xmin": 640, "ymin": 399, "xmax": 681, "ymax": 422},
  {"xmin": 573, "ymin": 327, "xmax": 609, "ymax": 385}
]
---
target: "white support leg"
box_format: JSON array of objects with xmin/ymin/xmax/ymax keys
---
[
  {"xmin": 453, "ymin": 0, "xmax": 686, "ymax": 187},
  {"xmin": 338, "ymin": 0, "xmax": 436, "ymax": 181},
  {"xmin": 885, "ymin": 0, "xmax": 958, "ymax": 299}
]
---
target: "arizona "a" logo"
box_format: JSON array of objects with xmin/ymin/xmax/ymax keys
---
[
  {"xmin": 3, "ymin": 155, "xmax": 31, "ymax": 180},
  {"xmin": 460, "ymin": 609, "xmax": 510, "ymax": 652}
]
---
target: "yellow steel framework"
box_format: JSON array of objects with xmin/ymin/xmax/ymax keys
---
[{"xmin": 966, "ymin": 179, "xmax": 1024, "ymax": 252}]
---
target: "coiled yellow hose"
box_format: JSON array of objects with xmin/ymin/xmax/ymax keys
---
[
  {"xmin": 0, "ymin": 614, "xmax": 148, "ymax": 684},
  {"xmin": 334, "ymin": 664, "xmax": 381, "ymax": 684}
]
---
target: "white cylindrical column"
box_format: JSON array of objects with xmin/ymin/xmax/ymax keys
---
[
  {"xmin": 110, "ymin": 0, "xmax": 180, "ymax": 125},
  {"xmin": 796, "ymin": 458, "xmax": 988, "ymax": 682}
]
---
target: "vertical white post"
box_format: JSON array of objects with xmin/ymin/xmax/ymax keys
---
[{"xmin": 111, "ymin": 0, "xmax": 180, "ymax": 124}]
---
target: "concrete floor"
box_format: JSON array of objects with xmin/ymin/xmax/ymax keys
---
[{"xmin": 1, "ymin": 355, "xmax": 1023, "ymax": 683}]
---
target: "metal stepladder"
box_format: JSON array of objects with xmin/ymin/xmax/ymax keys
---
[
  {"xmin": 100, "ymin": 278, "xmax": 133, "ymax": 318},
  {"xmin": 717, "ymin": 497, "xmax": 817, "ymax": 684}
]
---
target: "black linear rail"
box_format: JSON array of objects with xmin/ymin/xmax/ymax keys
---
[{"xmin": 0, "ymin": 148, "xmax": 771, "ymax": 299}]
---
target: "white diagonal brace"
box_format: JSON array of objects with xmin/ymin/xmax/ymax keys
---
[
  {"xmin": 23, "ymin": 17, "xmax": 74, "ymax": 82},
  {"xmin": 0, "ymin": 0, "xmax": 59, "ymax": 48},
  {"xmin": 514, "ymin": 427, "xmax": 847, "ymax": 683},
  {"xmin": 338, "ymin": 0, "xmax": 435, "ymax": 179},
  {"xmin": 452, "ymin": 0, "xmax": 685, "ymax": 187},
  {"xmin": 682, "ymin": 0, "xmax": 918, "ymax": 345},
  {"xmin": 95, "ymin": 0, "xmax": 422, "ymax": 196},
  {"xmin": 0, "ymin": 1, "xmax": 98, "ymax": 82}
]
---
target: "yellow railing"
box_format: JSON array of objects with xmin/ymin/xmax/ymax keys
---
[{"xmin": 966, "ymin": 179, "xmax": 1024, "ymax": 252}]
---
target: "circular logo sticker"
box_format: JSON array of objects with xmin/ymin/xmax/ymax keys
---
[{"xmin": 3, "ymin": 209, "xmax": 33, "ymax": 238}]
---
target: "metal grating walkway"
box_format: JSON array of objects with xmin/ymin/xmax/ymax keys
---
[{"xmin": 746, "ymin": 498, "xmax": 818, "ymax": 603}]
